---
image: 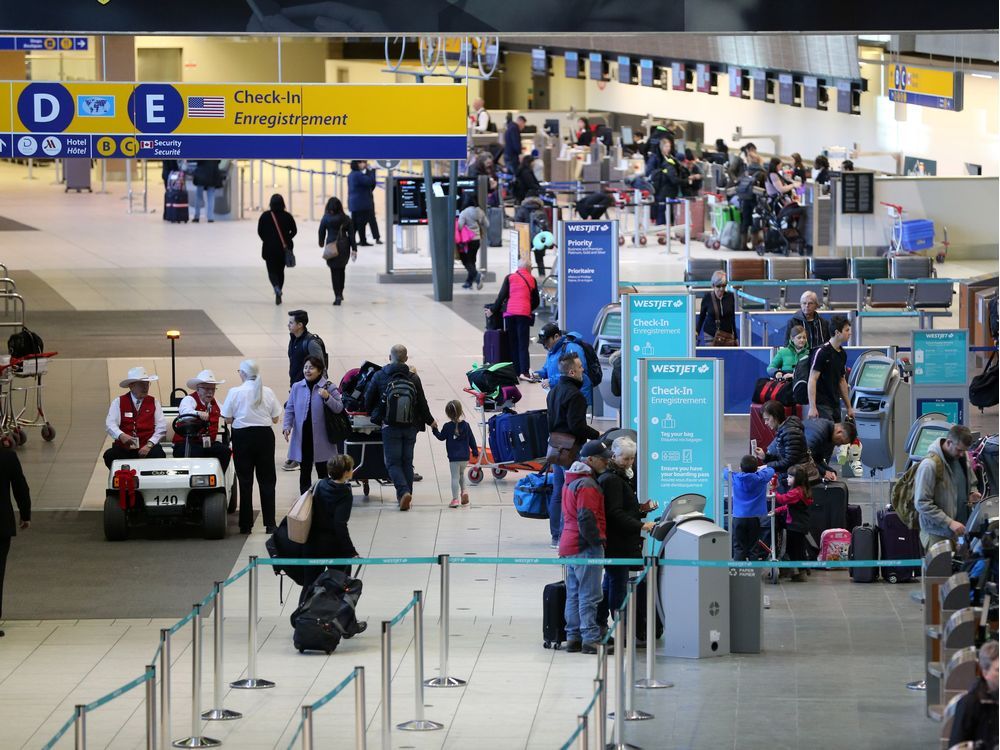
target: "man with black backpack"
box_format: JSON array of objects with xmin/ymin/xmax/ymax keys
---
[{"xmin": 364, "ymin": 345, "xmax": 437, "ymax": 511}]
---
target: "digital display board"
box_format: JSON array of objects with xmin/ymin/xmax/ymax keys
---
[
  {"xmin": 588, "ymin": 52, "xmax": 605, "ymax": 81},
  {"xmin": 617, "ymin": 56, "xmax": 632, "ymax": 85},
  {"xmin": 803, "ymin": 75, "xmax": 820, "ymax": 109},
  {"xmin": 695, "ymin": 64, "xmax": 714, "ymax": 94},
  {"xmin": 564, "ymin": 51, "xmax": 580, "ymax": 79},
  {"xmin": 778, "ymin": 73, "xmax": 796, "ymax": 105},
  {"xmin": 752, "ymin": 69, "xmax": 768, "ymax": 101},
  {"xmin": 531, "ymin": 48, "xmax": 547, "ymax": 76},
  {"xmin": 392, "ymin": 176, "xmax": 477, "ymax": 225},
  {"xmin": 728, "ymin": 66, "xmax": 745, "ymax": 98},
  {"xmin": 840, "ymin": 171, "xmax": 875, "ymax": 214},
  {"xmin": 836, "ymin": 79, "xmax": 854, "ymax": 114},
  {"xmin": 671, "ymin": 62, "xmax": 688, "ymax": 91},
  {"xmin": 856, "ymin": 360, "xmax": 891, "ymax": 391},
  {"xmin": 639, "ymin": 59, "xmax": 655, "ymax": 87}
]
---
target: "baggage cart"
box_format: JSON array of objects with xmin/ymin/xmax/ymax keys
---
[
  {"xmin": 342, "ymin": 413, "xmax": 391, "ymax": 498},
  {"xmin": 462, "ymin": 387, "xmax": 544, "ymax": 483},
  {"xmin": 0, "ymin": 351, "xmax": 58, "ymax": 447}
]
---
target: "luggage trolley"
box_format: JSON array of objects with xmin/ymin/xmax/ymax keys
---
[
  {"xmin": 613, "ymin": 187, "xmax": 654, "ymax": 247},
  {"xmin": 880, "ymin": 201, "xmax": 949, "ymax": 264},
  {"xmin": 462, "ymin": 387, "xmax": 544, "ymax": 484},
  {"xmin": 0, "ymin": 352, "xmax": 58, "ymax": 447},
  {"xmin": 702, "ymin": 193, "xmax": 727, "ymax": 249}
]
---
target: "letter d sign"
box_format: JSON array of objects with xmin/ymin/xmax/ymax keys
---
[{"xmin": 17, "ymin": 83, "xmax": 74, "ymax": 132}]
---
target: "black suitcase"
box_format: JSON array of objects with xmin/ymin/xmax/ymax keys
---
[
  {"xmin": 342, "ymin": 431, "xmax": 388, "ymax": 496},
  {"xmin": 847, "ymin": 504, "xmax": 863, "ymax": 531},
  {"xmin": 163, "ymin": 189, "xmax": 189, "ymax": 223},
  {"xmin": 849, "ymin": 524, "xmax": 879, "ymax": 583},
  {"xmin": 876, "ymin": 507, "xmax": 922, "ymax": 584},
  {"xmin": 542, "ymin": 580, "xmax": 567, "ymax": 649},
  {"xmin": 483, "ymin": 329, "xmax": 510, "ymax": 365},
  {"xmin": 806, "ymin": 480, "xmax": 849, "ymax": 546},
  {"xmin": 291, "ymin": 569, "xmax": 364, "ymax": 654}
]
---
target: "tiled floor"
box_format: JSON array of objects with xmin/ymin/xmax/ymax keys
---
[{"xmin": 0, "ymin": 159, "xmax": 992, "ymax": 749}]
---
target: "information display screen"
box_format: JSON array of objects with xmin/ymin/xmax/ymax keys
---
[
  {"xmin": 531, "ymin": 48, "xmax": 547, "ymax": 75},
  {"xmin": 639, "ymin": 59, "xmax": 655, "ymax": 87},
  {"xmin": 856, "ymin": 360, "xmax": 891, "ymax": 391},
  {"xmin": 840, "ymin": 171, "xmax": 874, "ymax": 214},
  {"xmin": 671, "ymin": 62, "xmax": 687, "ymax": 91},
  {"xmin": 393, "ymin": 177, "xmax": 476, "ymax": 225},
  {"xmin": 803, "ymin": 76, "xmax": 820, "ymax": 109},
  {"xmin": 778, "ymin": 73, "xmax": 795, "ymax": 105},
  {"xmin": 617, "ymin": 56, "xmax": 632, "ymax": 85},
  {"xmin": 728, "ymin": 66, "xmax": 744, "ymax": 97},
  {"xmin": 599, "ymin": 310, "xmax": 621, "ymax": 338},
  {"xmin": 836, "ymin": 79, "xmax": 853, "ymax": 114},
  {"xmin": 564, "ymin": 51, "xmax": 579, "ymax": 79},
  {"xmin": 751, "ymin": 69, "xmax": 768, "ymax": 101},
  {"xmin": 589, "ymin": 53, "xmax": 604, "ymax": 81},
  {"xmin": 913, "ymin": 426, "xmax": 946, "ymax": 457},
  {"xmin": 695, "ymin": 64, "xmax": 713, "ymax": 94}
]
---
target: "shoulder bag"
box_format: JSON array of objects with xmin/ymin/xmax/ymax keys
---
[
  {"xmin": 545, "ymin": 431, "xmax": 579, "ymax": 468},
  {"xmin": 286, "ymin": 480, "xmax": 319, "ymax": 544},
  {"xmin": 710, "ymin": 293, "xmax": 737, "ymax": 347},
  {"xmin": 321, "ymin": 382, "xmax": 353, "ymax": 443},
  {"xmin": 271, "ymin": 211, "xmax": 295, "ymax": 268}
]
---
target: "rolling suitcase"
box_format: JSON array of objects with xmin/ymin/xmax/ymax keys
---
[
  {"xmin": 542, "ymin": 580, "xmax": 567, "ymax": 649},
  {"xmin": 849, "ymin": 524, "xmax": 878, "ymax": 583},
  {"xmin": 847, "ymin": 504, "xmax": 863, "ymax": 531},
  {"xmin": 487, "ymin": 206, "xmax": 504, "ymax": 247},
  {"xmin": 290, "ymin": 569, "xmax": 364, "ymax": 654},
  {"xmin": 483, "ymin": 329, "xmax": 510, "ymax": 365},
  {"xmin": 164, "ymin": 188, "xmax": 189, "ymax": 223},
  {"xmin": 343, "ymin": 430, "xmax": 388, "ymax": 496},
  {"xmin": 876, "ymin": 507, "xmax": 922, "ymax": 583},
  {"xmin": 63, "ymin": 157, "xmax": 92, "ymax": 193},
  {"xmin": 488, "ymin": 409, "xmax": 549, "ymax": 464},
  {"xmin": 807, "ymin": 480, "xmax": 849, "ymax": 544}
]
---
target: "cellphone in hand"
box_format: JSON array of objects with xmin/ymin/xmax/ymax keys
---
[{"xmin": 750, "ymin": 439, "xmax": 758, "ymax": 454}]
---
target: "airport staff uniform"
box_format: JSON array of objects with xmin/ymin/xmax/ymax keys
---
[
  {"xmin": 220, "ymin": 367, "xmax": 283, "ymax": 534},
  {"xmin": 103, "ymin": 367, "xmax": 167, "ymax": 469},
  {"xmin": 174, "ymin": 370, "xmax": 231, "ymax": 473},
  {"xmin": 0, "ymin": 448, "xmax": 31, "ymax": 630}
]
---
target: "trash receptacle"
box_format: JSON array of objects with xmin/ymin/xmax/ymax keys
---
[{"xmin": 729, "ymin": 566, "xmax": 763, "ymax": 654}]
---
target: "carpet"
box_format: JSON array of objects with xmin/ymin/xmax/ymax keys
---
[
  {"xmin": 2, "ymin": 510, "xmax": 252, "ymax": 620},
  {"xmin": 0, "ymin": 216, "xmax": 37, "ymax": 232}
]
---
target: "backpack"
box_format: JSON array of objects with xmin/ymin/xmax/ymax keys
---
[
  {"xmin": 8, "ymin": 326, "xmax": 43, "ymax": 359},
  {"xmin": 301, "ymin": 332, "xmax": 329, "ymax": 372},
  {"xmin": 969, "ymin": 351, "xmax": 998, "ymax": 410},
  {"xmin": 791, "ymin": 353, "xmax": 814, "ymax": 405},
  {"xmin": 562, "ymin": 334, "xmax": 603, "ymax": 386},
  {"xmin": 379, "ymin": 373, "xmax": 417, "ymax": 427},
  {"xmin": 890, "ymin": 454, "xmax": 944, "ymax": 530}
]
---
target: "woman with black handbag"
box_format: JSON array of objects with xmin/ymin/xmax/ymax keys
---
[
  {"xmin": 282, "ymin": 356, "xmax": 347, "ymax": 493},
  {"xmin": 318, "ymin": 197, "xmax": 358, "ymax": 306},
  {"xmin": 257, "ymin": 193, "xmax": 297, "ymax": 305},
  {"xmin": 696, "ymin": 270, "xmax": 738, "ymax": 346}
]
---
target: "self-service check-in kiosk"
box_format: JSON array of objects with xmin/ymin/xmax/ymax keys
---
[
  {"xmin": 902, "ymin": 412, "xmax": 954, "ymax": 469},
  {"xmin": 653, "ymin": 494, "xmax": 730, "ymax": 658},
  {"xmin": 850, "ymin": 350, "xmax": 911, "ymax": 479}
]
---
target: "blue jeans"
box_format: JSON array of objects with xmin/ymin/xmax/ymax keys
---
[
  {"xmin": 564, "ymin": 545, "xmax": 604, "ymax": 644},
  {"xmin": 195, "ymin": 186, "xmax": 216, "ymax": 220},
  {"xmin": 598, "ymin": 565, "xmax": 629, "ymax": 627},
  {"xmin": 548, "ymin": 464, "xmax": 565, "ymax": 542},
  {"xmin": 382, "ymin": 425, "xmax": 417, "ymax": 501}
]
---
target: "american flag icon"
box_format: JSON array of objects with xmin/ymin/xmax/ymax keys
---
[{"xmin": 187, "ymin": 96, "xmax": 225, "ymax": 118}]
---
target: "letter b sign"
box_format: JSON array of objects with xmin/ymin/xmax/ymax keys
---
[{"xmin": 16, "ymin": 83, "xmax": 74, "ymax": 132}]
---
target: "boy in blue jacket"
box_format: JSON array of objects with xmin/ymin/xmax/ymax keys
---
[
  {"xmin": 534, "ymin": 323, "xmax": 593, "ymax": 406},
  {"xmin": 723, "ymin": 455, "xmax": 775, "ymax": 561}
]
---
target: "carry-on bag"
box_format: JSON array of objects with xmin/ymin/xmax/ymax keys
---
[
  {"xmin": 846, "ymin": 504, "xmax": 863, "ymax": 531},
  {"xmin": 818, "ymin": 528, "xmax": 852, "ymax": 562},
  {"xmin": 290, "ymin": 568, "xmax": 364, "ymax": 654},
  {"xmin": 513, "ymin": 472, "xmax": 552, "ymax": 519},
  {"xmin": 487, "ymin": 206, "xmax": 504, "ymax": 246},
  {"xmin": 164, "ymin": 188, "xmax": 189, "ymax": 223},
  {"xmin": 752, "ymin": 377, "xmax": 794, "ymax": 407},
  {"xmin": 542, "ymin": 580, "xmax": 567, "ymax": 649},
  {"xmin": 876, "ymin": 507, "xmax": 922, "ymax": 583},
  {"xmin": 467, "ymin": 362, "xmax": 519, "ymax": 395},
  {"xmin": 483, "ymin": 329, "xmax": 510, "ymax": 365},
  {"xmin": 849, "ymin": 524, "xmax": 879, "ymax": 583},
  {"xmin": 264, "ymin": 518, "xmax": 307, "ymax": 586},
  {"xmin": 64, "ymin": 157, "xmax": 92, "ymax": 193},
  {"xmin": 488, "ymin": 409, "xmax": 549, "ymax": 464},
  {"xmin": 807, "ymin": 480, "xmax": 849, "ymax": 544}
]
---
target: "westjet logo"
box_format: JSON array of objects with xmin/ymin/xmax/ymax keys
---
[
  {"xmin": 650, "ymin": 363, "xmax": 710, "ymax": 376},
  {"xmin": 633, "ymin": 298, "xmax": 683, "ymax": 310}
]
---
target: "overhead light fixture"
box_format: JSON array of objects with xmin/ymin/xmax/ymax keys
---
[{"xmin": 970, "ymin": 72, "xmax": 994, "ymax": 79}]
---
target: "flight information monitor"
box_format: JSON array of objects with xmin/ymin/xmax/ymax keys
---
[
  {"xmin": 564, "ymin": 51, "xmax": 580, "ymax": 79},
  {"xmin": 617, "ymin": 56, "xmax": 632, "ymax": 85},
  {"xmin": 531, "ymin": 48, "xmax": 547, "ymax": 75},
  {"xmin": 639, "ymin": 59, "xmax": 655, "ymax": 87}
]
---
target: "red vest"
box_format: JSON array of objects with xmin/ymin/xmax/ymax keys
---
[
  {"xmin": 119, "ymin": 394, "xmax": 157, "ymax": 445},
  {"xmin": 172, "ymin": 392, "xmax": 220, "ymax": 444}
]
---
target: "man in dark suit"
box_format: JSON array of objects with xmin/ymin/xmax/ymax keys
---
[{"xmin": 0, "ymin": 449, "xmax": 31, "ymax": 637}]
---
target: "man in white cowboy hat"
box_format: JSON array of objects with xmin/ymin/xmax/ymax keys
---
[
  {"xmin": 173, "ymin": 370, "xmax": 231, "ymax": 472},
  {"xmin": 103, "ymin": 366, "xmax": 167, "ymax": 469}
]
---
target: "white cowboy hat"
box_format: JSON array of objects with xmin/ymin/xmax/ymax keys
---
[
  {"xmin": 186, "ymin": 369, "xmax": 226, "ymax": 390},
  {"xmin": 119, "ymin": 366, "xmax": 160, "ymax": 388}
]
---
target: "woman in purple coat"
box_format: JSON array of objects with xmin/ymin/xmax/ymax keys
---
[{"xmin": 283, "ymin": 355, "xmax": 345, "ymax": 492}]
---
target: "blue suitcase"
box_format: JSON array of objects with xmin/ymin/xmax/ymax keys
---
[{"xmin": 488, "ymin": 409, "xmax": 548, "ymax": 464}]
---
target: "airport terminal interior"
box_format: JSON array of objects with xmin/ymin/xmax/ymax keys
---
[{"xmin": 0, "ymin": 17, "xmax": 997, "ymax": 750}]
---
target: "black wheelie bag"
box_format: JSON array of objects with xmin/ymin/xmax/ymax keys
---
[
  {"xmin": 542, "ymin": 580, "xmax": 567, "ymax": 649},
  {"xmin": 290, "ymin": 568, "xmax": 364, "ymax": 654}
]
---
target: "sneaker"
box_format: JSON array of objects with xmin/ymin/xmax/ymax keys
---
[
  {"xmin": 374, "ymin": 238, "xmax": 383, "ymax": 244},
  {"xmin": 475, "ymin": 271, "xmax": 483, "ymax": 290},
  {"xmin": 275, "ymin": 291, "xmax": 282, "ymax": 306},
  {"xmin": 582, "ymin": 642, "xmax": 611, "ymax": 655},
  {"xmin": 461, "ymin": 282, "xmax": 472, "ymax": 289},
  {"xmin": 449, "ymin": 498, "xmax": 460, "ymax": 508},
  {"xmin": 565, "ymin": 640, "xmax": 582, "ymax": 653},
  {"xmin": 265, "ymin": 525, "xmax": 277, "ymax": 534},
  {"xmin": 550, "ymin": 538, "xmax": 559, "ymax": 549},
  {"xmin": 282, "ymin": 460, "xmax": 299, "ymax": 471},
  {"xmin": 413, "ymin": 473, "xmax": 423, "ymax": 482},
  {"xmin": 399, "ymin": 492, "xmax": 412, "ymax": 511},
  {"xmin": 192, "ymin": 217, "xmax": 200, "ymax": 223},
  {"xmin": 343, "ymin": 620, "xmax": 368, "ymax": 639},
  {"xmin": 461, "ymin": 492, "xmax": 470, "ymax": 506}
]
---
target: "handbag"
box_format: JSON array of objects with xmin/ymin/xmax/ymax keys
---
[
  {"xmin": 321, "ymin": 383, "xmax": 353, "ymax": 443},
  {"xmin": 969, "ymin": 351, "xmax": 998, "ymax": 409},
  {"xmin": 286, "ymin": 481, "xmax": 318, "ymax": 544},
  {"xmin": 709, "ymin": 293, "xmax": 737, "ymax": 347},
  {"xmin": 271, "ymin": 210, "xmax": 295, "ymax": 267},
  {"xmin": 800, "ymin": 450, "xmax": 822, "ymax": 485},
  {"xmin": 455, "ymin": 218, "xmax": 475, "ymax": 245},
  {"xmin": 545, "ymin": 431, "xmax": 579, "ymax": 468}
]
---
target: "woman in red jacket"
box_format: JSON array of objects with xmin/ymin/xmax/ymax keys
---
[
  {"xmin": 487, "ymin": 259, "xmax": 539, "ymax": 381},
  {"xmin": 773, "ymin": 464, "xmax": 813, "ymax": 582}
]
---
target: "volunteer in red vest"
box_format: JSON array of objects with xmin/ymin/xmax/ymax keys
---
[
  {"xmin": 103, "ymin": 366, "xmax": 167, "ymax": 469},
  {"xmin": 487, "ymin": 258, "xmax": 539, "ymax": 382},
  {"xmin": 174, "ymin": 370, "xmax": 230, "ymax": 472}
]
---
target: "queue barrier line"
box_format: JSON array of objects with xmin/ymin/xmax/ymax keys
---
[
  {"xmin": 285, "ymin": 669, "xmax": 361, "ymax": 750},
  {"xmin": 168, "ymin": 608, "xmax": 197, "ymax": 636},
  {"xmin": 559, "ymin": 683, "xmax": 603, "ymax": 750},
  {"xmin": 599, "ymin": 566, "xmax": 648, "ymax": 646},
  {"xmin": 40, "ymin": 713, "xmax": 76, "ymax": 750},
  {"xmin": 390, "ymin": 594, "xmax": 418, "ymax": 628},
  {"xmin": 223, "ymin": 562, "xmax": 254, "ymax": 588}
]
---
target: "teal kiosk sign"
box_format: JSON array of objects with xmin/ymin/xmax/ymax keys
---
[
  {"xmin": 621, "ymin": 293, "xmax": 694, "ymax": 429},
  {"xmin": 911, "ymin": 329, "xmax": 968, "ymax": 425},
  {"xmin": 638, "ymin": 358, "xmax": 724, "ymax": 522}
]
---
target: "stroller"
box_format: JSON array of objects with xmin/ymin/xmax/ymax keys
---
[{"xmin": 751, "ymin": 187, "xmax": 806, "ymax": 257}]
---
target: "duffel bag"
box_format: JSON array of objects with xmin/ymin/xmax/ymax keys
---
[
  {"xmin": 467, "ymin": 362, "xmax": 519, "ymax": 395},
  {"xmin": 751, "ymin": 376, "xmax": 794, "ymax": 406},
  {"xmin": 513, "ymin": 472, "xmax": 552, "ymax": 519}
]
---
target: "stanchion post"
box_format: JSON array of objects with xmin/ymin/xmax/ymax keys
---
[
  {"xmin": 146, "ymin": 664, "xmax": 157, "ymax": 750},
  {"xmin": 259, "ymin": 161, "xmax": 265, "ymax": 211},
  {"xmin": 203, "ymin": 581, "xmax": 241, "ymax": 720},
  {"xmin": 231, "ymin": 556, "xmax": 275, "ymax": 690},
  {"xmin": 271, "ymin": 160, "xmax": 277, "ymax": 187},
  {"xmin": 320, "ymin": 160, "xmax": 328, "ymax": 205},
  {"xmin": 248, "ymin": 161, "xmax": 254, "ymax": 211},
  {"xmin": 159, "ymin": 628, "xmax": 171, "ymax": 750},
  {"xmin": 398, "ymin": 591, "xmax": 444, "ymax": 731},
  {"xmin": 297, "ymin": 159, "xmax": 303, "ymax": 192},
  {"xmin": 308, "ymin": 170, "xmax": 315, "ymax": 222},
  {"xmin": 354, "ymin": 666, "xmax": 367, "ymax": 750},
  {"xmin": 424, "ymin": 554, "xmax": 466, "ymax": 687},
  {"xmin": 100, "ymin": 160, "xmax": 107, "ymax": 194},
  {"xmin": 301, "ymin": 706, "xmax": 313, "ymax": 750},
  {"xmin": 577, "ymin": 714, "xmax": 588, "ymax": 750},
  {"xmin": 126, "ymin": 159, "xmax": 133, "ymax": 214},
  {"xmin": 622, "ymin": 581, "xmax": 653, "ymax": 721},
  {"xmin": 380, "ymin": 621, "xmax": 391, "ymax": 749},
  {"xmin": 286, "ymin": 166, "xmax": 293, "ymax": 213},
  {"xmin": 594, "ymin": 678, "xmax": 606, "ymax": 750},
  {"xmin": 635, "ymin": 558, "xmax": 671, "ymax": 690},
  {"xmin": 172, "ymin": 604, "xmax": 220, "ymax": 748},
  {"xmin": 142, "ymin": 159, "xmax": 149, "ymax": 213},
  {"xmin": 74, "ymin": 704, "xmax": 86, "ymax": 749},
  {"xmin": 608, "ymin": 616, "xmax": 641, "ymax": 750}
]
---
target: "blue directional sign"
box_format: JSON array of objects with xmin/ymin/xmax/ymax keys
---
[{"xmin": 0, "ymin": 37, "xmax": 89, "ymax": 51}]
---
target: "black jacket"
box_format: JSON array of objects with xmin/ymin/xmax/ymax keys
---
[
  {"xmin": 763, "ymin": 415, "xmax": 808, "ymax": 474},
  {"xmin": 193, "ymin": 160, "xmax": 224, "ymax": 189},
  {"xmin": 599, "ymin": 463, "xmax": 644, "ymax": 560},
  {"xmin": 305, "ymin": 480, "xmax": 358, "ymax": 559},
  {"xmin": 546, "ymin": 376, "xmax": 599, "ymax": 443},
  {"xmin": 948, "ymin": 678, "xmax": 998, "ymax": 749},
  {"xmin": 0, "ymin": 450, "xmax": 30, "ymax": 537},
  {"xmin": 364, "ymin": 362, "xmax": 434, "ymax": 430},
  {"xmin": 318, "ymin": 213, "xmax": 357, "ymax": 269},
  {"xmin": 785, "ymin": 313, "xmax": 831, "ymax": 351},
  {"xmin": 803, "ymin": 418, "xmax": 836, "ymax": 474},
  {"xmin": 258, "ymin": 209, "xmax": 298, "ymax": 261},
  {"xmin": 696, "ymin": 291, "xmax": 737, "ymax": 339},
  {"xmin": 512, "ymin": 164, "xmax": 542, "ymax": 203},
  {"xmin": 288, "ymin": 330, "xmax": 326, "ymax": 387}
]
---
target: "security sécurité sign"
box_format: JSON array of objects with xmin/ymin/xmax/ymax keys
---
[{"xmin": 0, "ymin": 82, "xmax": 467, "ymax": 159}]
